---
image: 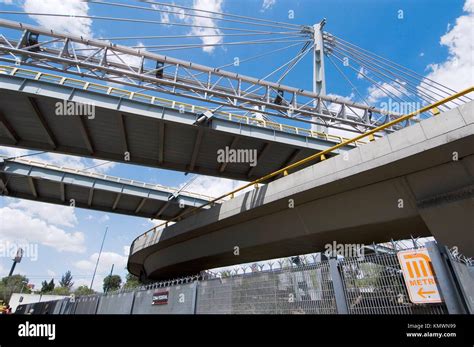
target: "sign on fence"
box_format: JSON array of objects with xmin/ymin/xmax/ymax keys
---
[
  {"xmin": 152, "ymin": 291, "xmax": 169, "ymax": 305},
  {"xmin": 397, "ymin": 248, "xmax": 442, "ymax": 304}
]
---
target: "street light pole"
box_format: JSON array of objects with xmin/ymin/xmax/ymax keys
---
[{"xmin": 89, "ymin": 226, "xmax": 108, "ymax": 290}]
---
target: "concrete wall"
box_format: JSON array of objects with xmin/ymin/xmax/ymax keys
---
[
  {"xmin": 74, "ymin": 295, "xmax": 100, "ymax": 314},
  {"xmin": 96, "ymin": 292, "xmax": 135, "ymax": 314}
]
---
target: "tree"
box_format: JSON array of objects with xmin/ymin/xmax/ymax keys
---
[
  {"xmin": 40, "ymin": 279, "xmax": 55, "ymax": 294},
  {"xmin": 51, "ymin": 286, "xmax": 70, "ymax": 295},
  {"xmin": 123, "ymin": 273, "xmax": 140, "ymax": 289},
  {"xmin": 103, "ymin": 275, "xmax": 122, "ymax": 293},
  {"xmin": 59, "ymin": 271, "xmax": 74, "ymax": 289},
  {"xmin": 0, "ymin": 275, "xmax": 31, "ymax": 303},
  {"xmin": 74, "ymin": 285, "xmax": 95, "ymax": 296}
]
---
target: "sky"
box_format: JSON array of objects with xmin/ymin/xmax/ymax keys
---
[{"xmin": 0, "ymin": 0, "xmax": 472, "ymax": 292}]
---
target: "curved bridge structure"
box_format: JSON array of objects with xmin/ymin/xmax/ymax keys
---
[{"xmin": 128, "ymin": 102, "xmax": 474, "ymax": 280}]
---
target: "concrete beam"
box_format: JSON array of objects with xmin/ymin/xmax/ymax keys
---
[
  {"xmin": 76, "ymin": 116, "xmax": 94, "ymax": 155},
  {"xmin": 27, "ymin": 97, "xmax": 57, "ymax": 149},
  {"xmin": 247, "ymin": 142, "xmax": 271, "ymax": 178},
  {"xmin": 188, "ymin": 128, "xmax": 203, "ymax": 172},
  {"xmin": 0, "ymin": 110, "xmax": 20, "ymax": 144},
  {"xmin": 219, "ymin": 136, "xmax": 239, "ymax": 173}
]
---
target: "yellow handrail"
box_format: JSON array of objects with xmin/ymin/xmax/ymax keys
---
[{"xmin": 139, "ymin": 86, "xmax": 474, "ymax": 237}]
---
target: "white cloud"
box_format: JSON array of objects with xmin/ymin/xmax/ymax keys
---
[
  {"xmin": 357, "ymin": 66, "xmax": 367, "ymax": 79},
  {"xmin": 98, "ymin": 214, "xmax": 110, "ymax": 223},
  {"xmin": 366, "ymin": 79, "xmax": 408, "ymax": 104},
  {"xmin": 261, "ymin": 0, "xmax": 277, "ymax": 12},
  {"xmin": 0, "ymin": 0, "xmax": 14, "ymax": 4},
  {"xmin": 153, "ymin": 2, "xmax": 186, "ymax": 24},
  {"xmin": 189, "ymin": 0, "xmax": 224, "ymax": 53},
  {"xmin": 8, "ymin": 200, "xmax": 78, "ymax": 228},
  {"xmin": 152, "ymin": 0, "xmax": 224, "ymax": 53},
  {"xmin": 23, "ymin": 0, "xmax": 92, "ymax": 38},
  {"xmin": 0, "ymin": 147, "xmax": 116, "ymax": 175},
  {"xmin": 74, "ymin": 251, "xmax": 128, "ymax": 291},
  {"xmin": 183, "ymin": 175, "xmax": 246, "ymax": 199},
  {"xmin": 0, "ymin": 147, "xmax": 30, "ymax": 159},
  {"xmin": 421, "ymin": 0, "xmax": 474, "ymax": 94},
  {"xmin": 0, "ymin": 206, "xmax": 86, "ymax": 253}
]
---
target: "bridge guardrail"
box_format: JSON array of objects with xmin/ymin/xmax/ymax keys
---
[{"xmin": 0, "ymin": 65, "xmax": 365, "ymax": 146}]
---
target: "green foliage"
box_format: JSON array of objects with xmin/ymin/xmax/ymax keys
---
[
  {"xmin": 74, "ymin": 285, "xmax": 95, "ymax": 296},
  {"xmin": 59, "ymin": 271, "xmax": 74, "ymax": 289},
  {"xmin": 40, "ymin": 279, "xmax": 55, "ymax": 294},
  {"xmin": 123, "ymin": 273, "xmax": 140, "ymax": 289},
  {"xmin": 0, "ymin": 275, "xmax": 31, "ymax": 303},
  {"xmin": 51, "ymin": 286, "xmax": 70, "ymax": 295},
  {"xmin": 103, "ymin": 275, "xmax": 122, "ymax": 293}
]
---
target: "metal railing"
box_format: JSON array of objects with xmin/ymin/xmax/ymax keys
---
[
  {"xmin": 0, "ymin": 65, "xmax": 365, "ymax": 146},
  {"xmin": 0, "ymin": 155, "xmax": 216, "ymax": 202}
]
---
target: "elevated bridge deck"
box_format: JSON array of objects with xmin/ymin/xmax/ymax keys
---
[
  {"xmin": 128, "ymin": 101, "xmax": 474, "ymax": 279},
  {"xmin": 0, "ymin": 66, "xmax": 365, "ymax": 181},
  {"xmin": 0, "ymin": 156, "xmax": 213, "ymax": 220}
]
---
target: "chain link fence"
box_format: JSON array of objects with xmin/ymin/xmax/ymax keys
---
[
  {"xmin": 196, "ymin": 260, "xmax": 337, "ymax": 314},
  {"xmin": 339, "ymin": 252, "xmax": 447, "ymax": 314}
]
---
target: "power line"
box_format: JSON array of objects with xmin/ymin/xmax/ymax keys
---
[
  {"xmin": 329, "ymin": 51, "xmax": 409, "ymax": 106},
  {"xmin": 326, "ymin": 54, "xmax": 369, "ymax": 106},
  {"xmin": 132, "ymin": 36, "xmax": 310, "ymax": 50},
  {"xmin": 186, "ymin": 41, "xmax": 306, "ymax": 81},
  {"xmin": 330, "ymin": 40, "xmax": 459, "ymax": 105},
  {"xmin": 98, "ymin": 31, "xmax": 307, "ymax": 41},
  {"xmin": 0, "ymin": 11, "xmax": 297, "ymax": 35},
  {"xmin": 326, "ymin": 33, "xmax": 472, "ymax": 102},
  {"xmin": 134, "ymin": 0, "xmax": 303, "ymax": 29},
  {"xmin": 329, "ymin": 44, "xmax": 448, "ymax": 109},
  {"xmin": 85, "ymin": 0, "xmax": 302, "ymax": 31},
  {"xmin": 146, "ymin": 38, "xmax": 310, "ymax": 52}
]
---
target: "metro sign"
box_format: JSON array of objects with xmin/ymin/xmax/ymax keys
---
[{"xmin": 397, "ymin": 248, "xmax": 442, "ymax": 304}]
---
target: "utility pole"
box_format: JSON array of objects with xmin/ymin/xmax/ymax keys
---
[
  {"xmin": 90, "ymin": 226, "xmax": 108, "ymax": 290},
  {"xmin": 312, "ymin": 18, "xmax": 327, "ymax": 133}
]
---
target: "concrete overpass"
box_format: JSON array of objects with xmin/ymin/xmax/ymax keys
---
[
  {"xmin": 0, "ymin": 66, "xmax": 366, "ymax": 182},
  {"xmin": 0, "ymin": 157, "xmax": 213, "ymax": 220},
  {"xmin": 128, "ymin": 101, "xmax": 474, "ymax": 280}
]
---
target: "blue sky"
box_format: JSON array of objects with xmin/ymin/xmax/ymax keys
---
[{"xmin": 0, "ymin": 0, "xmax": 472, "ymax": 291}]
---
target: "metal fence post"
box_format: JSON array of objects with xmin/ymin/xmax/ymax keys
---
[
  {"xmin": 426, "ymin": 241, "xmax": 467, "ymax": 314},
  {"xmin": 191, "ymin": 280, "xmax": 199, "ymax": 314},
  {"xmin": 328, "ymin": 258, "xmax": 348, "ymax": 314}
]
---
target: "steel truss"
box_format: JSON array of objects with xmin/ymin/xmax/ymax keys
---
[{"xmin": 0, "ymin": 19, "xmax": 402, "ymax": 133}]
